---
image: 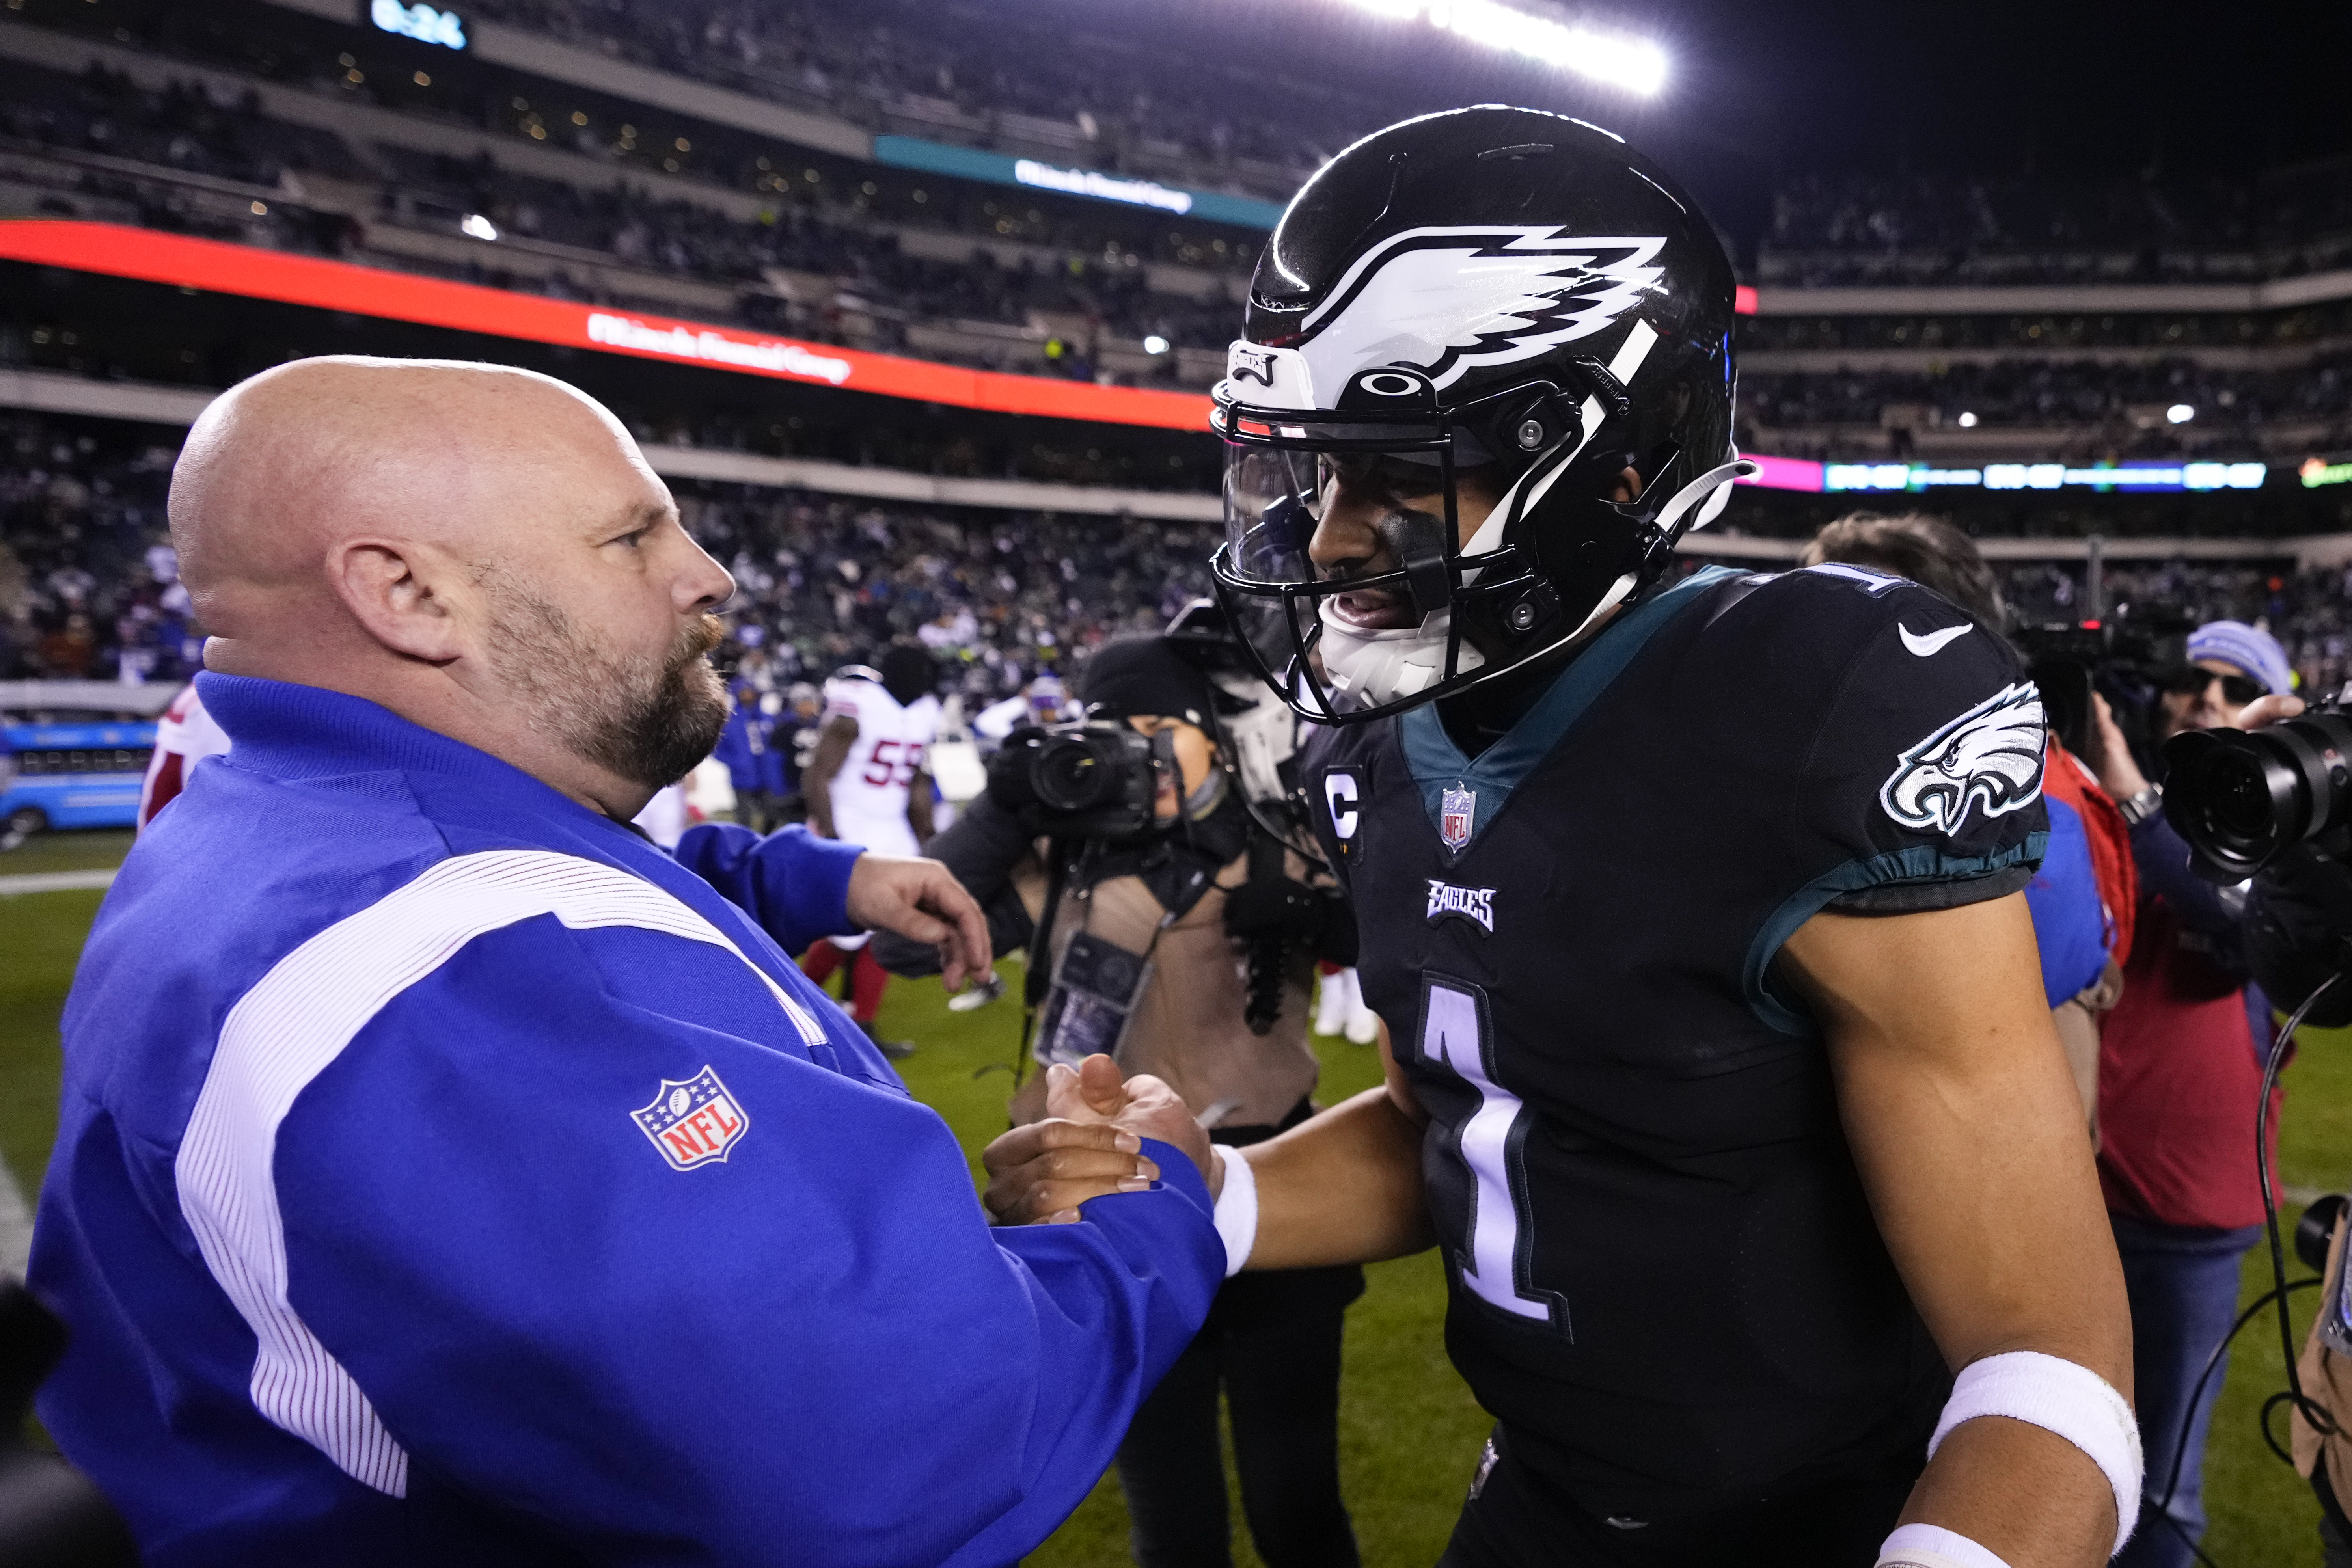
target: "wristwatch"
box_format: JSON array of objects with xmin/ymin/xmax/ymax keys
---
[{"xmin": 2118, "ymin": 782, "xmax": 2163, "ymax": 827}]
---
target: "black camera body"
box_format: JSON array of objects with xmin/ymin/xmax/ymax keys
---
[
  {"xmin": 2014, "ymin": 616, "xmax": 2190, "ymax": 759},
  {"xmin": 986, "ymin": 720, "xmax": 1161, "ymax": 840}
]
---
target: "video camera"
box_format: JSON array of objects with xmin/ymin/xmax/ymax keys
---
[
  {"xmin": 2013, "ymin": 613, "xmax": 2192, "ymax": 759},
  {"xmin": 984, "ymin": 719, "xmax": 1166, "ymax": 841}
]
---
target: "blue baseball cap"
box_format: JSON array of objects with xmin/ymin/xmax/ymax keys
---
[{"xmin": 2186, "ymin": 620, "xmax": 2294, "ymax": 696}]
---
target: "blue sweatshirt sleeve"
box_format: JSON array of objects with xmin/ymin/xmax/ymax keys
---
[
  {"xmin": 270, "ymin": 917, "xmax": 1223, "ymax": 1566},
  {"xmin": 673, "ymin": 820, "xmax": 864, "ymax": 955},
  {"xmin": 2130, "ymin": 812, "xmax": 2251, "ymax": 978}
]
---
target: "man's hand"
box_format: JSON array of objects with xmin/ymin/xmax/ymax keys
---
[
  {"xmin": 981, "ymin": 1119, "xmax": 1158, "ymax": 1225},
  {"xmin": 978, "ymin": 1056, "xmax": 1218, "ymax": 1225},
  {"xmin": 845, "ymin": 852, "xmax": 995, "ymax": 992}
]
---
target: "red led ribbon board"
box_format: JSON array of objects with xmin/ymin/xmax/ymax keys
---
[{"xmin": 0, "ymin": 221, "xmax": 1217, "ymax": 433}]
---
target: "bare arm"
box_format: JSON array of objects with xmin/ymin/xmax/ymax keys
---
[
  {"xmin": 1240, "ymin": 1020, "xmax": 1432, "ymax": 1269},
  {"xmin": 1779, "ymin": 893, "xmax": 2131, "ymax": 1568},
  {"xmin": 801, "ymin": 715, "xmax": 857, "ymax": 840},
  {"xmin": 907, "ymin": 766, "xmax": 936, "ymax": 844}
]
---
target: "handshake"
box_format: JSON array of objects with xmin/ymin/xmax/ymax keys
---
[{"xmin": 980, "ymin": 1056, "xmax": 1224, "ymax": 1224}]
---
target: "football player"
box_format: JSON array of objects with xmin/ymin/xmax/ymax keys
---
[
  {"xmin": 1151, "ymin": 108, "xmax": 2131, "ymax": 1568},
  {"xmin": 800, "ymin": 644, "xmax": 943, "ymax": 1054}
]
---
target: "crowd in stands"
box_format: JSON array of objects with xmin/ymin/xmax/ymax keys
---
[
  {"xmin": 1760, "ymin": 163, "xmax": 2352, "ymax": 287},
  {"xmin": 0, "ymin": 412, "xmax": 1217, "ymax": 704},
  {"xmin": 1740, "ymin": 353, "xmax": 2352, "ymax": 457},
  {"xmin": 1, "ymin": 57, "xmax": 1235, "ymax": 384},
  {"xmin": 456, "ymin": 0, "xmax": 1372, "ymax": 200}
]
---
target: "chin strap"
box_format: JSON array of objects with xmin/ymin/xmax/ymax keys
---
[{"xmin": 1652, "ymin": 456, "xmax": 1759, "ymax": 551}]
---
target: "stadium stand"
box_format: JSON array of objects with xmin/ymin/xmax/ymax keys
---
[
  {"xmin": 0, "ymin": 408, "xmax": 1218, "ymax": 695},
  {"xmin": 15, "ymin": 404, "xmax": 2352, "ymax": 704}
]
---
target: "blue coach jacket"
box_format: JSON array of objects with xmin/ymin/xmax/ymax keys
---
[{"xmin": 28, "ymin": 672, "xmax": 1221, "ymax": 1568}]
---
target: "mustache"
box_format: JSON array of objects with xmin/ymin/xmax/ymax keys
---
[{"xmin": 670, "ymin": 613, "xmax": 726, "ymax": 670}]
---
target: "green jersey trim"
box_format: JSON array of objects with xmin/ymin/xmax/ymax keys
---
[
  {"xmin": 1742, "ymin": 833, "xmax": 2052, "ymax": 1036},
  {"xmin": 1397, "ymin": 564, "xmax": 1743, "ymax": 852}
]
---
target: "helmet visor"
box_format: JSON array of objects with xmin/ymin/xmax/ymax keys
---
[{"xmin": 1218, "ymin": 443, "xmax": 1472, "ymax": 719}]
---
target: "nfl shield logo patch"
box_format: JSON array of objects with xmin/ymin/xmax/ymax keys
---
[
  {"xmin": 1440, "ymin": 784, "xmax": 1476, "ymax": 853},
  {"xmin": 632, "ymin": 1066, "xmax": 749, "ymax": 1171}
]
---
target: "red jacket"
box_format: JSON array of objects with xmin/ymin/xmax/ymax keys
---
[{"xmin": 2096, "ymin": 822, "xmax": 2281, "ymax": 1231}]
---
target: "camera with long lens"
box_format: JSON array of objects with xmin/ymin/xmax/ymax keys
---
[
  {"xmin": 985, "ymin": 719, "xmax": 1161, "ymax": 840},
  {"xmin": 2163, "ymin": 696, "xmax": 2352, "ymax": 881}
]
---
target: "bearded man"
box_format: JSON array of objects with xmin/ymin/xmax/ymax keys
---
[{"xmin": 27, "ymin": 357, "xmax": 1226, "ymax": 1567}]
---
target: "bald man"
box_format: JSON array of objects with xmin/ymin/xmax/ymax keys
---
[{"xmin": 26, "ymin": 357, "xmax": 1224, "ymax": 1567}]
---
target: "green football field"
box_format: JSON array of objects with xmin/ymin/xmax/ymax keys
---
[{"xmin": 1, "ymin": 829, "xmax": 2343, "ymax": 1564}]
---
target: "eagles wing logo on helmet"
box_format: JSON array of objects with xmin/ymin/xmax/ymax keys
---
[
  {"xmin": 1879, "ymin": 683, "xmax": 2047, "ymax": 836},
  {"xmin": 1297, "ymin": 226, "xmax": 1665, "ymax": 396}
]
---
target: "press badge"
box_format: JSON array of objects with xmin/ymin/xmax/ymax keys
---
[{"xmin": 1036, "ymin": 930, "xmax": 1154, "ymax": 1068}]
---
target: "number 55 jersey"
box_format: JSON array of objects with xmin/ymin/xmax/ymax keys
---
[
  {"xmin": 820, "ymin": 669, "xmax": 941, "ymax": 858},
  {"xmin": 1305, "ymin": 563, "xmax": 2049, "ymax": 1521}
]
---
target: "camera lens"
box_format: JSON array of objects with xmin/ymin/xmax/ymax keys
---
[
  {"xmin": 2208, "ymin": 759, "xmax": 2276, "ymax": 842},
  {"xmin": 2164, "ymin": 713, "xmax": 2352, "ymax": 880}
]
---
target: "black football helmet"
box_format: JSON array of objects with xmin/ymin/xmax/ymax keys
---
[{"xmin": 1210, "ymin": 105, "xmax": 1749, "ymax": 723}]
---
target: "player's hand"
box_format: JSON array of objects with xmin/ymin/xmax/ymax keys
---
[
  {"xmin": 1047, "ymin": 1054, "xmax": 1221, "ymax": 1201},
  {"xmin": 844, "ymin": 851, "xmax": 995, "ymax": 992},
  {"xmin": 981, "ymin": 1119, "xmax": 1159, "ymax": 1225}
]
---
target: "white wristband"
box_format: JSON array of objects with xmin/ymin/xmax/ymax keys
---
[
  {"xmin": 1928, "ymin": 1350, "xmax": 2142, "ymax": 1560},
  {"xmin": 1209, "ymin": 1145, "xmax": 1257, "ymax": 1278},
  {"xmin": 1877, "ymin": 1521, "xmax": 2012, "ymax": 1568}
]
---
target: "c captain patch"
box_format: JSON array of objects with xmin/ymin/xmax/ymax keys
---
[
  {"xmin": 632, "ymin": 1066, "xmax": 749, "ymax": 1171},
  {"xmin": 1323, "ymin": 766, "xmax": 1364, "ymax": 863},
  {"xmin": 1440, "ymin": 784, "xmax": 1476, "ymax": 852}
]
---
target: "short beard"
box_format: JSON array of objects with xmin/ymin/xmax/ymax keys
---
[{"xmin": 479, "ymin": 571, "xmax": 729, "ymax": 794}]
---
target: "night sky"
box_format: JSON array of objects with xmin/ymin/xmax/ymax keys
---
[{"xmin": 1077, "ymin": 0, "xmax": 2352, "ymax": 254}]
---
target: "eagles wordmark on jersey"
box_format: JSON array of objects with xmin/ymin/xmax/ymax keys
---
[{"xmin": 1306, "ymin": 561, "xmax": 2049, "ymax": 1519}]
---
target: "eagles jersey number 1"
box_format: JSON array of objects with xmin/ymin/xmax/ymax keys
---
[{"xmin": 1305, "ymin": 563, "xmax": 2048, "ymax": 1518}]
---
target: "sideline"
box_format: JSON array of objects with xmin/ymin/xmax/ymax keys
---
[
  {"xmin": 0, "ymin": 869, "xmax": 118, "ymax": 897},
  {"xmin": 0, "ymin": 1155, "xmax": 29, "ymax": 1281}
]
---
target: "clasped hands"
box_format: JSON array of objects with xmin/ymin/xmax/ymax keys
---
[{"xmin": 981, "ymin": 1055, "xmax": 1221, "ymax": 1225}]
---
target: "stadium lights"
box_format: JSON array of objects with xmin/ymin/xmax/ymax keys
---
[
  {"xmin": 460, "ymin": 214, "xmax": 498, "ymax": 241},
  {"xmin": 1336, "ymin": 0, "xmax": 1668, "ymax": 94},
  {"xmin": 2167, "ymin": 403, "xmax": 2195, "ymax": 423}
]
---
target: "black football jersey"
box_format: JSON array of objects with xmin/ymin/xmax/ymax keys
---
[{"xmin": 1305, "ymin": 562, "xmax": 2049, "ymax": 1519}]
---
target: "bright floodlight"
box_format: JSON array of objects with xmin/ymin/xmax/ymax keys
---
[
  {"xmin": 2167, "ymin": 404, "xmax": 2195, "ymax": 424},
  {"xmin": 1143, "ymin": 334, "xmax": 1171, "ymax": 355},
  {"xmin": 1957, "ymin": 411, "xmax": 1979, "ymax": 428},
  {"xmin": 1341, "ymin": 0, "xmax": 1666, "ymax": 93},
  {"xmin": 460, "ymin": 213, "xmax": 499, "ymax": 241}
]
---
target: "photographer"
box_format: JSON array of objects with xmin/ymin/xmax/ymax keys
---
[
  {"xmin": 875, "ymin": 630, "xmax": 1364, "ymax": 1568},
  {"xmin": 2080, "ymin": 619, "xmax": 2305, "ymax": 1566}
]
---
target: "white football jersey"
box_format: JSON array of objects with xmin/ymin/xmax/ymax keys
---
[
  {"xmin": 821, "ymin": 673, "xmax": 940, "ymax": 858},
  {"xmin": 138, "ymin": 681, "xmax": 234, "ymax": 831}
]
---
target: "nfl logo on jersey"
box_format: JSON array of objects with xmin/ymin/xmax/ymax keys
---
[
  {"xmin": 632, "ymin": 1066, "xmax": 750, "ymax": 1171},
  {"xmin": 1440, "ymin": 784, "xmax": 1476, "ymax": 853}
]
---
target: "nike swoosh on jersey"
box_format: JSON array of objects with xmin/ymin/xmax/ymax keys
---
[{"xmin": 1899, "ymin": 623, "xmax": 1974, "ymax": 657}]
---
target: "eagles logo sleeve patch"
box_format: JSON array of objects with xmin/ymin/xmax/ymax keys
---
[{"xmin": 1879, "ymin": 682, "xmax": 2047, "ymax": 837}]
